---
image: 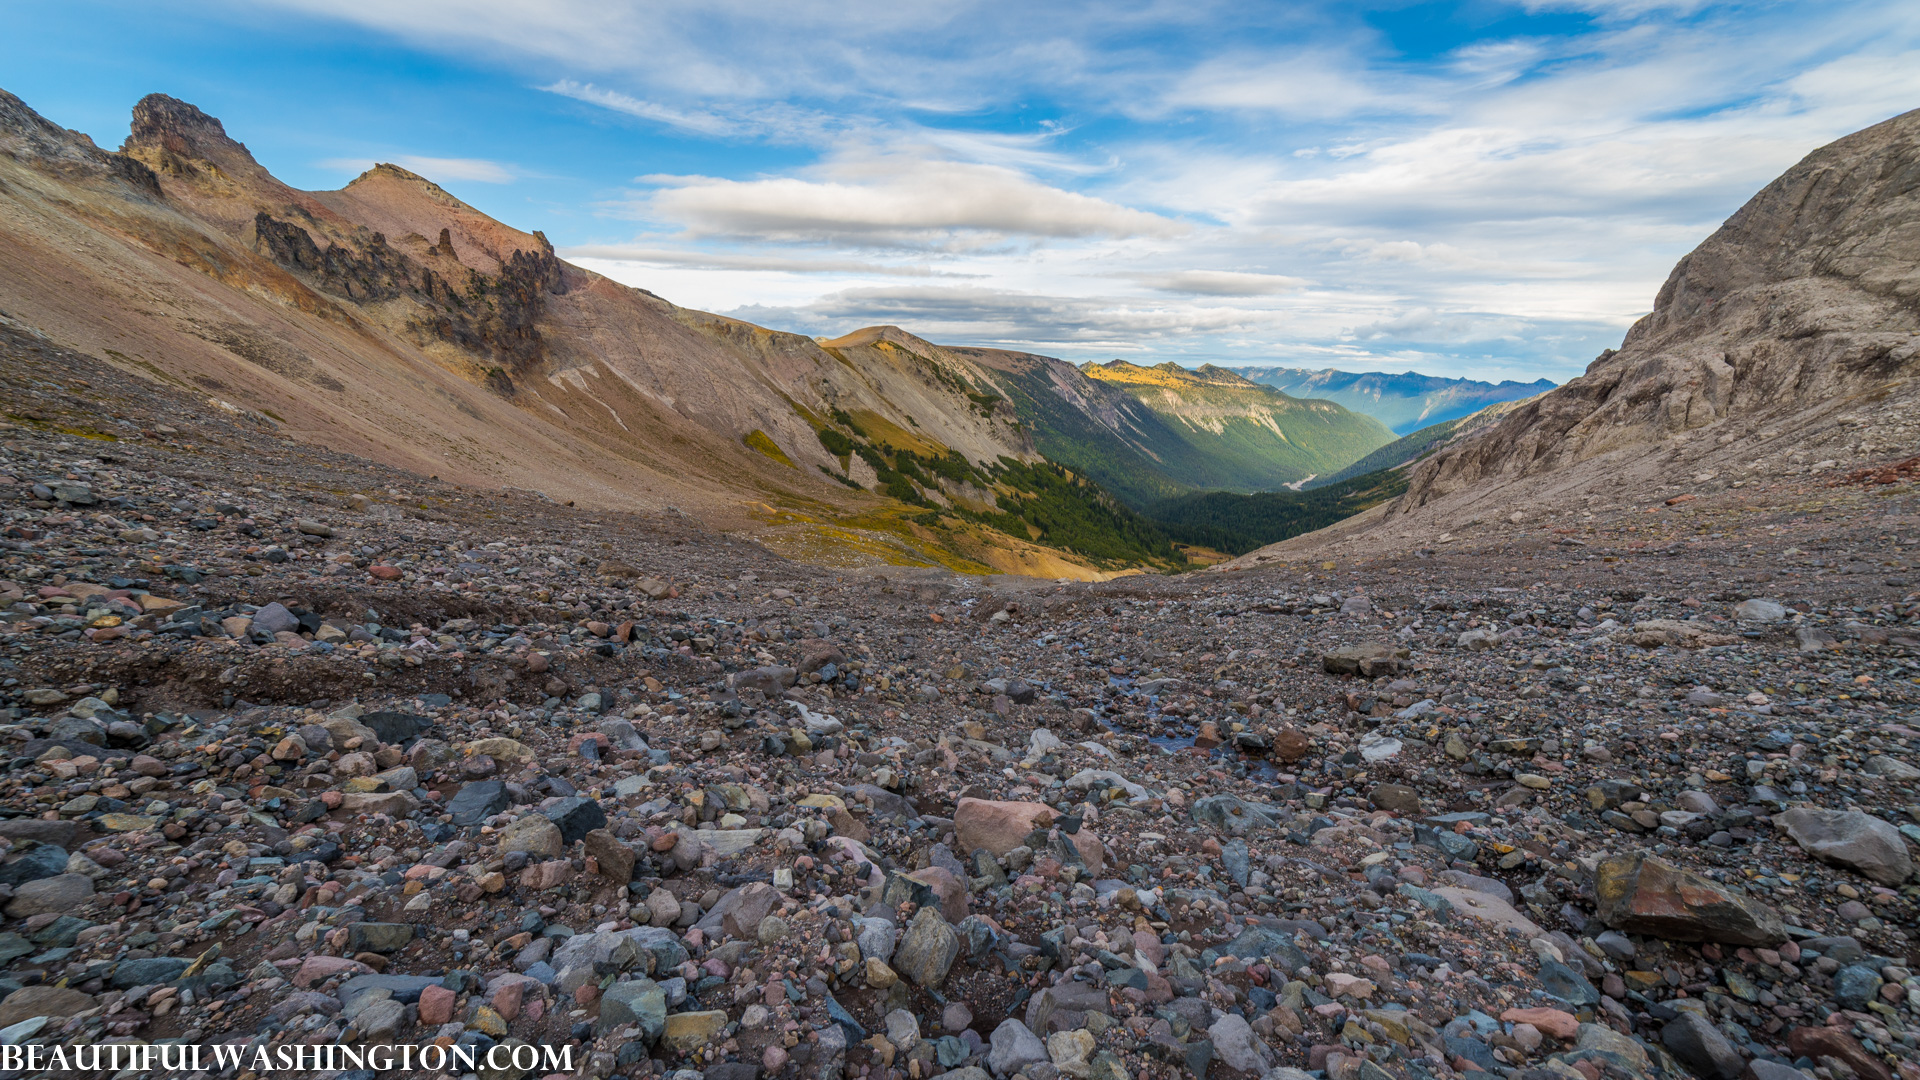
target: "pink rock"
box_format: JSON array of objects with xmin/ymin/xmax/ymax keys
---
[
  {"xmin": 292, "ymin": 955, "xmax": 371, "ymax": 988},
  {"xmin": 524, "ymin": 997, "xmax": 544, "ymax": 1022},
  {"xmin": 519, "ymin": 860, "xmax": 575, "ymax": 890},
  {"xmin": 954, "ymin": 798, "xmax": 1058, "ymax": 858},
  {"xmin": 493, "ymin": 981, "xmax": 524, "ymax": 1021},
  {"xmin": 703, "ymin": 957, "xmax": 731, "ymax": 978},
  {"xmin": 318, "ymin": 791, "xmax": 343, "ymax": 809},
  {"xmin": 905, "ymin": 867, "xmax": 970, "ymax": 923},
  {"xmin": 763, "ymin": 1047, "xmax": 789, "ymax": 1073},
  {"xmin": 1500, "ymin": 1007, "xmax": 1579, "ymax": 1040},
  {"xmin": 1324, "ymin": 972, "xmax": 1375, "ymax": 999},
  {"xmin": 418, "ymin": 985, "xmax": 456, "ymax": 1026}
]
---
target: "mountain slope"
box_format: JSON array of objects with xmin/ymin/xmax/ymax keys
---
[
  {"xmin": 1232, "ymin": 366, "xmax": 1555, "ymax": 434},
  {"xmin": 1302, "ymin": 396, "xmax": 1537, "ymax": 489},
  {"xmin": 1219, "ymin": 106, "xmax": 1920, "ymax": 567},
  {"xmin": 1078, "ymin": 361, "xmax": 1395, "ymax": 489},
  {"xmin": 0, "ymin": 88, "xmax": 1164, "ymax": 578}
]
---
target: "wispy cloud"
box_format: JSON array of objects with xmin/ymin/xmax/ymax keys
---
[
  {"xmin": 541, "ymin": 80, "xmax": 846, "ymax": 143},
  {"xmin": 318, "ymin": 155, "xmax": 519, "ymax": 183}
]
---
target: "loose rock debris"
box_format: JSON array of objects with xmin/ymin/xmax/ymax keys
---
[{"xmin": 0, "ymin": 328, "xmax": 1913, "ymax": 1080}]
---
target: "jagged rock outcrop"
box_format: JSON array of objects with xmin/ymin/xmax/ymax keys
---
[{"xmin": 1396, "ymin": 108, "xmax": 1920, "ymax": 513}]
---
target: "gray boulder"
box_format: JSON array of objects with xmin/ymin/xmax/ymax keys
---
[
  {"xmin": 1661, "ymin": 1013, "xmax": 1743, "ymax": 1080},
  {"xmin": 1732, "ymin": 598, "xmax": 1787, "ymax": 623},
  {"xmin": 1208, "ymin": 1014, "xmax": 1272, "ymax": 1074},
  {"xmin": 1190, "ymin": 794, "xmax": 1278, "ymax": 834},
  {"xmin": 1775, "ymin": 807, "xmax": 1912, "ymax": 884},
  {"xmin": 987, "ymin": 1019, "xmax": 1048, "ymax": 1077}
]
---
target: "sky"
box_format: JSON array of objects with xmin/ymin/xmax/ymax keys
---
[{"xmin": 8, "ymin": 1, "xmax": 1920, "ymax": 384}]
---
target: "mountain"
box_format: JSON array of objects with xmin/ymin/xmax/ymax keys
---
[
  {"xmin": 1231, "ymin": 366, "xmax": 1555, "ymax": 434},
  {"xmin": 0, "ymin": 89, "xmax": 1179, "ymax": 578},
  {"xmin": 1220, "ymin": 106, "xmax": 1920, "ymax": 567},
  {"xmin": 1045, "ymin": 361, "xmax": 1393, "ymax": 494},
  {"xmin": 1301, "ymin": 395, "xmax": 1538, "ymax": 489}
]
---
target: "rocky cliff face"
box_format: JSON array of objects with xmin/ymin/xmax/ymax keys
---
[
  {"xmin": 1217, "ymin": 107, "xmax": 1920, "ymax": 568},
  {"xmin": 1396, "ymin": 108, "xmax": 1920, "ymax": 517}
]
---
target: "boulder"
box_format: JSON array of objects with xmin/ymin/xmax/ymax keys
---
[
  {"xmin": 1593, "ymin": 854, "xmax": 1783, "ymax": 945},
  {"xmin": 497, "ymin": 815, "xmax": 565, "ymax": 859},
  {"xmin": 1785, "ymin": 1026, "xmax": 1891, "ymax": 1080},
  {"xmin": 893, "ymin": 906, "xmax": 959, "ymax": 988},
  {"xmin": 988, "ymin": 1019, "xmax": 1049, "ymax": 1077},
  {"xmin": 541, "ymin": 796, "xmax": 608, "ymax": 844},
  {"xmin": 1321, "ymin": 642, "xmax": 1408, "ymax": 677},
  {"xmin": 1189, "ymin": 793, "xmax": 1279, "ymax": 834},
  {"xmin": 446, "ymin": 780, "xmax": 509, "ymax": 825},
  {"xmin": 1775, "ymin": 807, "xmax": 1912, "ymax": 885},
  {"xmin": 955, "ymin": 798, "xmax": 1057, "ymax": 857},
  {"xmin": 1732, "ymin": 598, "xmax": 1787, "ymax": 623},
  {"xmin": 5, "ymin": 873, "xmax": 92, "ymax": 918},
  {"xmin": 0, "ymin": 985, "xmax": 94, "ymax": 1028}
]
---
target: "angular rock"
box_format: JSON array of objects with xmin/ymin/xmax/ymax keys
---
[
  {"xmin": 1321, "ymin": 641, "xmax": 1409, "ymax": 677},
  {"xmin": 584, "ymin": 829, "xmax": 635, "ymax": 882},
  {"xmin": 1593, "ymin": 854, "xmax": 1783, "ymax": 945},
  {"xmin": 541, "ymin": 796, "xmax": 608, "ymax": 844},
  {"xmin": 955, "ymin": 797, "xmax": 1057, "ymax": 857},
  {"xmin": 0, "ymin": 985, "xmax": 94, "ymax": 1028},
  {"xmin": 1189, "ymin": 793, "xmax": 1278, "ymax": 834},
  {"xmin": 989, "ymin": 1018, "xmax": 1049, "ymax": 1077},
  {"xmin": 1775, "ymin": 806, "xmax": 1912, "ymax": 885},
  {"xmin": 446, "ymin": 780, "xmax": 509, "ymax": 825},
  {"xmin": 597, "ymin": 978, "xmax": 666, "ymax": 1040},
  {"xmin": 893, "ymin": 906, "xmax": 959, "ymax": 988},
  {"xmin": 1785, "ymin": 1026, "xmax": 1891, "ymax": 1080},
  {"xmin": 497, "ymin": 814, "xmax": 565, "ymax": 858},
  {"xmin": 4, "ymin": 873, "xmax": 91, "ymax": 918}
]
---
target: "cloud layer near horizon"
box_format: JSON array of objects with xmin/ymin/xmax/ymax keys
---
[{"xmin": 248, "ymin": 0, "xmax": 1920, "ymax": 381}]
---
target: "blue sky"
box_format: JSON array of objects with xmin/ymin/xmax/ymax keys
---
[{"xmin": 8, "ymin": 1, "xmax": 1920, "ymax": 383}]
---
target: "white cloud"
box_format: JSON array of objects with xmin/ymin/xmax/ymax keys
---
[
  {"xmin": 560, "ymin": 245, "xmax": 964, "ymax": 276},
  {"xmin": 541, "ymin": 80, "xmax": 847, "ymax": 143},
  {"xmin": 318, "ymin": 155, "xmax": 518, "ymax": 183},
  {"xmin": 641, "ymin": 154, "xmax": 1187, "ymax": 248},
  {"xmin": 1137, "ymin": 270, "xmax": 1310, "ymax": 295},
  {"xmin": 731, "ymin": 283, "xmax": 1273, "ymax": 349}
]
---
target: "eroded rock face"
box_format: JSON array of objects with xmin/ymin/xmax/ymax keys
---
[
  {"xmin": 1775, "ymin": 807, "xmax": 1913, "ymax": 885},
  {"xmin": 1593, "ymin": 854, "xmax": 1784, "ymax": 945}
]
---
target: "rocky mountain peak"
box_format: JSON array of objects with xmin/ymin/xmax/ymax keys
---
[
  {"xmin": 122, "ymin": 93, "xmax": 265, "ymax": 180},
  {"xmin": 345, "ymin": 162, "xmax": 472, "ymax": 210},
  {"xmin": 0, "ymin": 88, "xmax": 97, "ymax": 163}
]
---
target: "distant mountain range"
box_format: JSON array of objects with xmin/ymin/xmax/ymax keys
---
[
  {"xmin": 1230, "ymin": 366, "xmax": 1556, "ymax": 434},
  {"xmin": 946, "ymin": 353, "xmax": 1396, "ymax": 506}
]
